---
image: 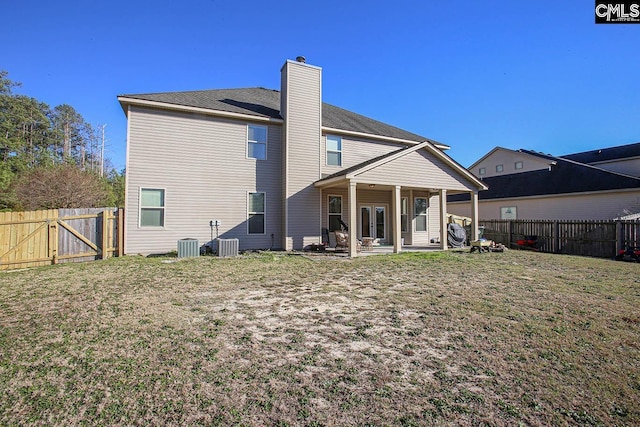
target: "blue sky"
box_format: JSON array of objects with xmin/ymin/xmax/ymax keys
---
[{"xmin": 2, "ymin": 0, "xmax": 638, "ymax": 170}]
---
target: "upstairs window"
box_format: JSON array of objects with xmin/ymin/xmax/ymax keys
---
[
  {"xmin": 328, "ymin": 195, "xmax": 342, "ymax": 231},
  {"xmin": 248, "ymin": 125, "xmax": 267, "ymax": 160},
  {"xmin": 326, "ymin": 135, "xmax": 342, "ymax": 166},
  {"xmin": 479, "ymin": 167, "xmax": 486, "ymax": 176},
  {"xmin": 248, "ymin": 192, "xmax": 265, "ymax": 234},
  {"xmin": 496, "ymin": 164, "xmax": 504, "ymax": 173},
  {"xmin": 140, "ymin": 188, "xmax": 165, "ymax": 227},
  {"xmin": 515, "ymin": 161, "xmax": 523, "ymax": 170}
]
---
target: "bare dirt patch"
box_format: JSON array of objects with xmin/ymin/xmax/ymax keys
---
[{"xmin": 1, "ymin": 250, "xmax": 639, "ymax": 426}]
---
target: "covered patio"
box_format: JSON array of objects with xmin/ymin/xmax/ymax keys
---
[{"xmin": 314, "ymin": 141, "xmax": 487, "ymax": 257}]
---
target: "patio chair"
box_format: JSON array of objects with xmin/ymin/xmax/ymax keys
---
[{"xmin": 333, "ymin": 231, "xmax": 361, "ymax": 253}]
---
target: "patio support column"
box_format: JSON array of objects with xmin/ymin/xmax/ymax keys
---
[
  {"xmin": 392, "ymin": 185, "xmax": 402, "ymax": 253},
  {"xmin": 439, "ymin": 189, "xmax": 448, "ymax": 251},
  {"xmin": 349, "ymin": 180, "xmax": 358, "ymax": 257},
  {"xmin": 471, "ymin": 190, "xmax": 479, "ymax": 241}
]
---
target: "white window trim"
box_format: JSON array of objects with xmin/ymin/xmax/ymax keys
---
[
  {"xmin": 401, "ymin": 197, "xmax": 408, "ymax": 233},
  {"xmin": 139, "ymin": 187, "xmax": 166, "ymax": 228},
  {"xmin": 328, "ymin": 195, "xmax": 343, "ymax": 232},
  {"xmin": 326, "ymin": 135, "xmax": 342, "ymax": 166},
  {"xmin": 247, "ymin": 124, "xmax": 267, "ymax": 160},
  {"xmin": 414, "ymin": 197, "xmax": 428, "ymax": 233},
  {"xmin": 247, "ymin": 191, "xmax": 266, "ymax": 235}
]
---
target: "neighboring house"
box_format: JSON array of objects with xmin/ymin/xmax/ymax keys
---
[
  {"xmin": 448, "ymin": 145, "xmax": 640, "ymax": 220},
  {"xmin": 560, "ymin": 142, "xmax": 640, "ymax": 178},
  {"xmin": 469, "ymin": 146, "xmax": 557, "ymax": 179},
  {"xmin": 118, "ymin": 57, "xmax": 487, "ymax": 256}
]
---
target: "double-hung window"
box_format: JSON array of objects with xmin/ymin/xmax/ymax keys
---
[
  {"xmin": 328, "ymin": 195, "xmax": 342, "ymax": 232},
  {"xmin": 326, "ymin": 135, "xmax": 342, "ymax": 166},
  {"xmin": 401, "ymin": 197, "xmax": 408, "ymax": 232},
  {"xmin": 140, "ymin": 188, "xmax": 165, "ymax": 227},
  {"xmin": 248, "ymin": 125, "xmax": 267, "ymax": 160},
  {"xmin": 414, "ymin": 197, "xmax": 427, "ymax": 232},
  {"xmin": 248, "ymin": 192, "xmax": 265, "ymax": 234}
]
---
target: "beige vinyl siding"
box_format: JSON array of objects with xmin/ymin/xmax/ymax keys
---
[
  {"xmin": 280, "ymin": 68, "xmax": 288, "ymax": 247},
  {"xmin": 473, "ymin": 148, "xmax": 551, "ymax": 178},
  {"xmin": 321, "ymin": 135, "xmax": 401, "ymax": 176},
  {"xmin": 428, "ymin": 193, "xmax": 442, "ymax": 244},
  {"xmin": 356, "ymin": 149, "xmax": 476, "ymax": 191},
  {"xmin": 447, "ymin": 189, "xmax": 640, "ymax": 221},
  {"xmin": 319, "ymin": 188, "xmax": 441, "ymax": 246},
  {"xmin": 322, "ymin": 188, "xmax": 432, "ymax": 245},
  {"xmin": 320, "ymin": 189, "xmax": 394, "ymax": 240},
  {"xmin": 126, "ymin": 107, "xmax": 282, "ymax": 254},
  {"xmin": 282, "ymin": 61, "xmax": 322, "ymax": 249}
]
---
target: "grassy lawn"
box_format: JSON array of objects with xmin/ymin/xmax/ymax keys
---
[{"xmin": 1, "ymin": 250, "xmax": 639, "ymax": 426}]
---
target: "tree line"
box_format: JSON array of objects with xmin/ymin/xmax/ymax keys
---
[{"xmin": 0, "ymin": 70, "xmax": 124, "ymax": 211}]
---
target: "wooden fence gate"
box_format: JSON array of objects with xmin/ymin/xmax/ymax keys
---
[{"xmin": 0, "ymin": 208, "xmax": 124, "ymax": 271}]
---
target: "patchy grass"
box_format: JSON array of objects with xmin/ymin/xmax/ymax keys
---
[{"xmin": 1, "ymin": 250, "xmax": 639, "ymax": 426}]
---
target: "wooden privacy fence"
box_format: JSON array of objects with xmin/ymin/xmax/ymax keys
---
[
  {"xmin": 479, "ymin": 219, "xmax": 640, "ymax": 258},
  {"xmin": 0, "ymin": 208, "xmax": 124, "ymax": 271}
]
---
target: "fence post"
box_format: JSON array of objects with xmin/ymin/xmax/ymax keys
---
[
  {"xmin": 507, "ymin": 220, "xmax": 512, "ymax": 246},
  {"xmin": 615, "ymin": 220, "xmax": 622, "ymax": 250},
  {"xmin": 48, "ymin": 213, "xmax": 58, "ymax": 265},
  {"xmin": 117, "ymin": 208, "xmax": 124, "ymax": 257},
  {"xmin": 554, "ymin": 221, "xmax": 560, "ymax": 254},
  {"xmin": 102, "ymin": 209, "xmax": 110, "ymax": 260}
]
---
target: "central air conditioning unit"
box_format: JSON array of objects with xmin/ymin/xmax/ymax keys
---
[
  {"xmin": 177, "ymin": 238, "xmax": 199, "ymax": 258},
  {"xmin": 217, "ymin": 238, "xmax": 239, "ymax": 257}
]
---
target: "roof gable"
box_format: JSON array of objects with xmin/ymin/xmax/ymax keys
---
[
  {"xmin": 469, "ymin": 147, "xmax": 555, "ymax": 171},
  {"xmin": 315, "ymin": 141, "xmax": 486, "ymax": 191},
  {"xmin": 355, "ymin": 149, "xmax": 481, "ymax": 192}
]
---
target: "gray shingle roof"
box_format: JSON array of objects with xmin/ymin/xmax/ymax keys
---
[
  {"xmin": 561, "ymin": 142, "xmax": 640, "ymax": 164},
  {"xmin": 120, "ymin": 87, "xmax": 436, "ymax": 145},
  {"xmin": 448, "ymin": 152, "xmax": 640, "ymax": 202}
]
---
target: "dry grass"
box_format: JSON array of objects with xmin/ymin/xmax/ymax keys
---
[{"xmin": 1, "ymin": 250, "xmax": 639, "ymax": 426}]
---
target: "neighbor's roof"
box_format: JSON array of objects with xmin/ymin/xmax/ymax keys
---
[
  {"xmin": 448, "ymin": 152, "xmax": 640, "ymax": 202},
  {"xmin": 118, "ymin": 87, "xmax": 449, "ymax": 148},
  {"xmin": 560, "ymin": 142, "xmax": 640, "ymax": 164}
]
